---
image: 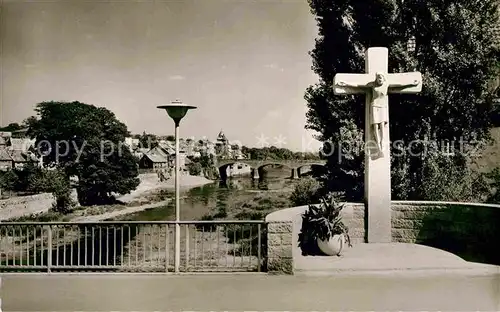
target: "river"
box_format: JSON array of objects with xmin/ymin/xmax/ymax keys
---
[{"xmin": 118, "ymin": 167, "xmax": 302, "ymax": 221}]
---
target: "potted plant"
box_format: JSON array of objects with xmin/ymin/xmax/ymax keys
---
[{"xmin": 298, "ymin": 193, "xmax": 351, "ymax": 256}]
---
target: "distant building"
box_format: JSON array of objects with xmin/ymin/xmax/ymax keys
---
[
  {"xmin": 0, "ymin": 136, "xmax": 39, "ymax": 170},
  {"xmin": 138, "ymin": 144, "xmax": 189, "ymax": 172},
  {"xmin": 229, "ymin": 142, "xmax": 245, "ymax": 159},
  {"xmin": 133, "ymin": 148, "xmax": 150, "ymax": 160},
  {"xmin": 124, "ymin": 137, "xmax": 140, "ymax": 151},
  {"xmin": 198, "ymin": 139, "xmax": 216, "ymax": 156},
  {"xmin": 8, "ymin": 138, "xmax": 36, "ymax": 153},
  {"xmin": 139, "ymin": 146, "xmax": 169, "ymax": 170},
  {"xmin": 215, "ymin": 130, "xmax": 232, "ymax": 159},
  {"xmin": 0, "ymin": 148, "xmax": 12, "ymax": 170}
]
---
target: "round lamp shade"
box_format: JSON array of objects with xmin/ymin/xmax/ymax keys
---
[{"xmin": 157, "ymin": 100, "xmax": 197, "ymax": 123}]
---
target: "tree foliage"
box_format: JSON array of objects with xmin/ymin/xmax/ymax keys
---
[
  {"xmin": 187, "ymin": 162, "xmax": 203, "ymax": 176},
  {"xmin": 290, "ymin": 177, "xmax": 322, "ymax": 206},
  {"xmin": 138, "ymin": 131, "xmax": 159, "ymax": 149},
  {"xmin": 305, "ymin": 0, "xmax": 500, "ymax": 200},
  {"xmin": 27, "ymin": 101, "xmax": 140, "ymax": 205},
  {"xmin": 240, "ymin": 146, "xmax": 321, "ymax": 161}
]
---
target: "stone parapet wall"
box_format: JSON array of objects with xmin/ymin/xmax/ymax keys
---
[
  {"xmin": 339, "ymin": 203, "xmax": 365, "ymax": 244},
  {"xmin": 391, "ymin": 201, "xmax": 500, "ymax": 246},
  {"xmin": 267, "ymin": 222, "xmax": 293, "ymax": 274},
  {"xmin": 266, "ymin": 201, "xmax": 500, "ymax": 274}
]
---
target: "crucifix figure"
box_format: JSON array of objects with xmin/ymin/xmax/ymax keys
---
[
  {"xmin": 333, "ymin": 47, "xmax": 422, "ymax": 243},
  {"xmin": 336, "ymin": 71, "xmax": 420, "ymax": 156}
]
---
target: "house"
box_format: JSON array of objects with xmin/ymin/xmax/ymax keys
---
[
  {"xmin": 0, "ymin": 148, "xmax": 12, "ymax": 170},
  {"xmin": 198, "ymin": 139, "xmax": 216, "ymax": 156},
  {"xmin": 9, "ymin": 150, "xmax": 38, "ymax": 169},
  {"xmin": 139, "ymin": 147, "xmax": 169, "ymax": 170},
  {"xmin": 8, "ymin": 138, "xmax": 36, "ymax": 153},
  {"xmin": 133, "ymin": 148, "xmax": 150, "ymax": 160},
  {"xmin": 230, "ymin": 143, "xmax": 245, "ymax": 160},
  {"xmin": 0, "ymin": 147, "xmax": 39, "ymax": 171},
  {"xmin": 157, "ymin": 141, "xmax": 176, "ymax": 155}
]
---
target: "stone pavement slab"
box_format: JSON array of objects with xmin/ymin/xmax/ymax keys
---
[
  {"xmin": 2, "ymin": 273, "xmax": 500, "ymax": 311},
  {"xmin": 295, "ymin": 243, "xmax": 500, "ymax": 275}
]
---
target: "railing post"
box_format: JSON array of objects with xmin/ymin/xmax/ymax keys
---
[
  {"xmin": 175, "ymin": 222, "xmax": 180, "ymax": 273},
  {"xmin": 165, "ymin": 224, "xmax": 170, "ymax": 272},
  {"xmin": 257, "ymin": 223, "xmax": 262, "ymax": 272},
  {"xmin": 47, "ymin": 225, "xmax": 52, "ymax": 273},
  {"xmin": 185, "ymin": 225, "xmax": 189, "ymax": 271}
]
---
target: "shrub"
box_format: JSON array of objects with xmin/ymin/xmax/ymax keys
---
[
  {"xmin": 290, "ymin": 177, "xmax": 321, "ymax": 206},
  {"xmin": 187, "ymin": 162, "xmax": 202, "ymax": 176},
  {"xmin": 417, "ymin": 151, "xmax": 490, "ymax": 202},
  {"xmin": 45, "ymin": 169, "xmax": 75, "ymax": 213},
  {"xmin": 0, "ymin": 169, "xmax": 19, "ymax": 192}
]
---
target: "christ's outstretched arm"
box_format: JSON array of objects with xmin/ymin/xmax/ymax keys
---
[
  {"xmin": 389, "ymin": 79, "xmax": 420, "ymax": 88},
  {"xmin": 335, "ymin": 80, "xmax": 373, "ymax": 88}
]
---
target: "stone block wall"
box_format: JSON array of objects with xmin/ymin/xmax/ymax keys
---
[
  {"xmin": 267, "ymin": 222, "xmax": 293, "ymax": 274},
  {"xmin": 391, "ymin": 202, "xmax": 444, "ymax": 242},
  {"xmin": 339, "ymin": 203, "xmax": 366, "ymax": 244}
]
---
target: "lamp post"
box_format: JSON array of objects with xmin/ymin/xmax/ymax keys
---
[{"xmin": 157, "ymin": 99, "xmax": 196, "ymax": 273}]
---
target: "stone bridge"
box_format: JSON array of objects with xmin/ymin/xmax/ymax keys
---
[{"xmin": 217, "ymin": 159, "xmax": 326, "ymax": 180}]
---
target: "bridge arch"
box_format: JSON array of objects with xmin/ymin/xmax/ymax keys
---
[
  {"xmin": 296, "ymin": 163, "xmax": 327, "ymax": 178},
  {"xmin": 218, "ymin": 162, "xmax": 252, "ymax": 180}
]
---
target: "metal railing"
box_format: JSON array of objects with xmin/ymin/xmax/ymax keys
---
[{"xmin": 0, "ymin": 221, "xmax": 267, "ymax": 273}]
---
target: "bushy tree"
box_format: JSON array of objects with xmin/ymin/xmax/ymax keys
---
[
  {"xmin": 0, "ymin": 170, "xmax": 19, "ymax": 193},
  {"xmin": 27, "ymin": 101, "xmax": 140, "ymax": 205},
  {"xmin": 198, "ymin": 154, "xmax": 219, "ymax": 180},
  {"xmin": 0, "ymin": 122, "xmax": 22, "ymax": 132},
  {"xmin": 138, "ymin": 131, "xmax": 159, "ymax": 149},
  {"xmin": 290, "ymin": 177, "xmax": 322, "ymax": 206},
  {"xmin": 46, "ymin": 169, "xmax": 75, "ymax": 213},
  {"xmin": 187, "ymin": 162, "xmax": 203, "ymax": 176},
  {"xmin": 305, "ymin": 0, "xmax": 500, "ymax": 200}
]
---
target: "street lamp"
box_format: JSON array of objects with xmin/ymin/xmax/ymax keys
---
[{"xmin": 157, "ymin": 99, "xmax": 196, "ymax": 273}]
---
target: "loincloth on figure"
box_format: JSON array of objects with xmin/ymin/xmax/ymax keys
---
[{"xmin": 371, "ymin": 106, "xmax": 388, "ymax": 124}]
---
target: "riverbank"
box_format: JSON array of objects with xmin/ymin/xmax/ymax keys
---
[
  {"xmin": 2, "ymin": 173, "xmax": 214, "ymax": 222},
  {"xmin": 118, "ymin": 173, "xmax": 214, "ymax": 204}
]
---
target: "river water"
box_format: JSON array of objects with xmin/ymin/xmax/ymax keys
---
[{"xmin": 121, "ymin": 168, "xmax": 299, "ymax": 221}]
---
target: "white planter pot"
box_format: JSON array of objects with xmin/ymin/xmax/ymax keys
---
[{"xmin": 317, "ymin": 234, "xmax": 346, "ymax": 256}]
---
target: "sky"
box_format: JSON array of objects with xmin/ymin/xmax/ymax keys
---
[{"xmin": 0, "ymin": 0, "xmax": 322, "ymax": 152}]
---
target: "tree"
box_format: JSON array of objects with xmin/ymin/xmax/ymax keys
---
[
  {"xmin": 187, "ymin": 162, "xmax": 203, "ymax": 176},
  {"xmin": 290, "ymin": 177, "xmax": 322, "ymax": 206},
  {"xmin": 0, "ymin": 122, "xmax": 22, "ymax": 132},
  {"xmin": 305, "ymin": 0, "xmax": 500, "ymax": 201},
  {"xmin": 0, "ymin": 170, "xmax": 19, "ymax": 194},
  {"xmin": 138, "ymin": 132, "xmax": 159, "ymax": 149},
  {"xmin": 27, "ymin": 101, "xmax": 140, "ymax": 205}
]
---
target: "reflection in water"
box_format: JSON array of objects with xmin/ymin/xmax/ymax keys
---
[{"xmin": 126, "ymin": 166, "xmax": 295, "ymax": 222}]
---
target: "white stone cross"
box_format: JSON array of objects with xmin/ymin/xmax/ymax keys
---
[{"xmin": 333, "ymin": 47, "xmax": 422, "ymax": 243}]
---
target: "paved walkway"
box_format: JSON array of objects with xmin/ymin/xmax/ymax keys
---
[
  {"xmin": 2, "ymin": 273, "xmax": 500, "ymax": 311},
  {"xmin": 295, "ymin": 243, "xmax": 500, "ymax": 275}
]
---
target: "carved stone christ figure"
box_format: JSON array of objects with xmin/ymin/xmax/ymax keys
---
[
  {"xmin": 336, "ymin": 72, "xmax": 419, "ymax": 153},
  {"xmin": 371, "ymin": 72, "xmax": 389, "ymax": 152}
]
